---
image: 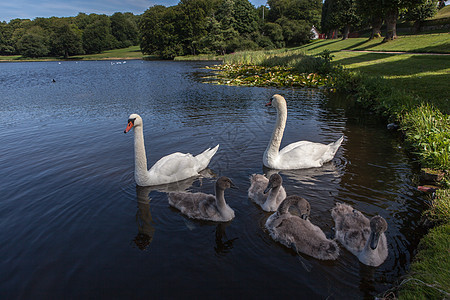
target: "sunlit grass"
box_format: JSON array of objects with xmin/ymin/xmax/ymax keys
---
[
  {"xmin": 0, "ymin": 45, "xmax": 143, "ymax": 61},
  {"xmin": 433, "ymin": 5, "xmax": 450, "ymax": 19},
  {"xmin": 295, "ymin": 33, "xmax": 450, "ymax": 54},
  {"xmin": 397, "ymin": 222, "xmax": 450, "ymax": 299},
  {"xmin": 401, "ymin": 104, "xmax": 450, "ymax": 170},
  {"xmin": 331, "ymin": 52, "xmax": 450, "ymax": 113},
  {"xmin": 72, "ymin": 45, "xmax": 143, "ymax": 60}
]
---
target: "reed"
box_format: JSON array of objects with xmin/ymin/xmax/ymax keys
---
[{"xmin": 401, "ymin": 104, "xmax": 450, "ymax": 171}]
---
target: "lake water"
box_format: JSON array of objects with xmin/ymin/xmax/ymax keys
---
[{"xmin": 0, "ymin": 60, "xmax": 427, "ymax": 299}]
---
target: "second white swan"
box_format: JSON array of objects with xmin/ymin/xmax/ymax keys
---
[
  {"xmin": 124, "ymin": 114, "xmax": 219, "ymax": 186},
  {"xmin": 264, "ymin": 94, "xmax": 343, "ymax": 170}
]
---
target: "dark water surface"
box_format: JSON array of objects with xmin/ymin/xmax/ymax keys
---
[{"xmin": 0, "ymin": 60, "xmax": 427, "ymax": 299}]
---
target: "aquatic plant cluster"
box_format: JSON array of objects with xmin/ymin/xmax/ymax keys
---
[{"xmin": 205, "ymin": 64, "xmax": 332, "ymax": 88}]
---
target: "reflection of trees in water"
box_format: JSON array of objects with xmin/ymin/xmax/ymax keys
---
[{"xmin": 214, "ymin": 222, "xmax": 238, "ymax": 256}]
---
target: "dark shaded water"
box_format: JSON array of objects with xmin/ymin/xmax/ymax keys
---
[{"xmin": 0, "ymin": 60, "xmax": 427, "ymax": 299}]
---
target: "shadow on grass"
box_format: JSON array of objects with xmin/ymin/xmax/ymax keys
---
[
  {"xmin": 386, "ymin": 73, "xmax": 450, "ymax": 114},
  {"xmin": 342, "ymin": 39, "xmax": 372, "ymax": 50},
  {"xmin": 352, "ymin": 55, "xmax": 450, "ymax": 77},
  {"xmin": 411, "ymin": 42, "xmax": 450, "ymax": 54},
  {"xmin": 334, "ymin": 52, "xmax": 395, "ymax": 66},
  {"xmin": 304, "ymin": 40, "xmax": 341, "ymax": 51}
]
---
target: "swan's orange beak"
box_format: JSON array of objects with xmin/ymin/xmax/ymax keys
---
[
  {"xmin": 265, "ymin": 101, "xmax": 272, "ymax": 107},
  {"xmin": 124, "ymin": 121, "xmax": 134, "ymax": 133}
]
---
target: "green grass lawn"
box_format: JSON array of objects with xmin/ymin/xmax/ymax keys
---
[
  {"xmin": 216, "ymin": 33, "xmax": 450, "ymax": 113},
  {"xmin": 433, "ymin": 5, "xmax": 450, "ymax": 19},
  {"xmin": 0, "ymin": 45, "xmax": 144, "ymax": 61},
  {"xmin": 295, "ymin": 33, "xmax": 450, "ymax": 54},
  {"xmin": 331, "ymin": 51, "xmax": 450, "ymax": 113},
  {"xmin": 73, "ymin": 45, "xmax": 144, "ymax": 60},
  {"xmin": 275, "ymin": 34, "xmax": 450, "ymax": 113}
]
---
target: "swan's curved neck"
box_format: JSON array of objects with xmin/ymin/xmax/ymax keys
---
[
  {"xmin": 133, "ymin": 126, "xmax": 149, "ymax": 183},
  {"xmin": 267, "ymin": 186, "xmax": 281, "ymax": 204},
  {"xmin": 215, "ymin": 186, "xmax": 227, "ymax": 211},
  {"xmin": 278, "ymin": 195, "xmax": 294, "ymax": 214},
  {"xmin": 264, "ymin": 102, "xmax": 287, "ymax": 165}
]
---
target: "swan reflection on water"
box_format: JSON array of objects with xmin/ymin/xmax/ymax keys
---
[
  {"xmin": 214, "ymin": 222, "xmax": 238, "ymax": 256},
  {"xmin": 134, "ymin": 185, "xmax": 156, "ymax": 250},
  {"xmin": 133, "ymin": 172, "xmax": 215, "ymax": 250},
  {"xmin": 264, "ymin": 161, "xmax": 342, "ymax": 186}
]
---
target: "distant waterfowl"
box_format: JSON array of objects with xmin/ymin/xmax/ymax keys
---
[
  {"xmin": 264, "ymin": 94, "xmax": 344, "ymax": 170},
  {"xmin": 168, "ymin": 176, "xmax": 238, "ymax": 222},
  {"xmin": 331, "ymin": 203, "xmax": 388, "ymax": 267},
  {"xmin": 248, "ymin": 173, "xmax": 286, "ymax": 212},
  {"xmin": 124, "ymin": 114, "xmax": 219, "ymax": 186},
  {"xmin": 265, "ymin": 195, "xmax": 340, "ymax": 260}
]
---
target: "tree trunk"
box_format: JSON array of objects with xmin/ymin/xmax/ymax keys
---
[
  {"xmin": 412, "ymin": 21, "xmax": 421, "ymax": 34},
  {"xmin": 369, "ymin": 16, "xmax": 383, "ymax": 40},
  {"xmin": 64, "ymin": 49, "xmax": 69, "ymax": 59},
  {"xmin": 327, "ymin": 30, "xmax": 332, "ymax": 39},
  {"xmin": 342, "ymin": 25, "xmax": 350, "ymax": 40},
  {"xmin": 383, "ymin": 8, "xmax": 398, "ymax": 42}
]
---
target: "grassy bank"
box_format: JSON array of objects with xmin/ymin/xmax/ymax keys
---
[
  {"xmin": 208, "ymin": 34, "xmax": 449, "ymax": 299},
  {"xmin": 0, "ymin": 45, "xmax": 145, "ymax": 61},
  {"xmin": 217, "ymin": 34, "xmax": 450, "ymax": 113}
]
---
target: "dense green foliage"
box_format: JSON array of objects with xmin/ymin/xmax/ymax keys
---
[
  {"xmin": 321, "ymin": 0, "xmax": 440, "ymax": 40},
  {"xmin": 1, "ymin": 0, "xmax": 445, "ymax": 59},
  {"xmin": 0, "ymin": 12, "xmax": 139, "ymax": 58},
  {"xmin": 139, "ymin": 0, "xmax": 321, "ymax": 59}
]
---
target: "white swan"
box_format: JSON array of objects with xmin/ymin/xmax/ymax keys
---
[
  {"xmin": 265, "ymin": 195, "xmax": 340, "ymax": 260},
  {"xmin": 168, "ymin": 176, "xmax": 237, "ymax": 222},
  {"xmin": 248, "ymin": 173, "xmax": 287, "ymax": 212},
  {"xmin": 124, "ymin": 114, "xmax": 219, "ymax": 186},
  {"xmin": 331, "ymin": 203, "xmax": 388, "ymax": 267},
  {"xmin": 264, "ymin": 94, "xmax": 344, "ymax": 170}
]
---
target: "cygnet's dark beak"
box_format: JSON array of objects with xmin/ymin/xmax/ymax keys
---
[
  {"xmin": 369, "ymin": 232, "xmax": 381, "ymax": 250},
  {"xmin": 230, "ymin": 180, "xmax": 239, "ymax": 189},
  {"xmin": 263, "ymin": 182, "xmax": 273, "ymax": 194}
]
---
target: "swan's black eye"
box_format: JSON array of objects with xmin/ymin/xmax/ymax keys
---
[{"xmin": 128, "ymin": 118, "xmax": 136, "ymax": 124}]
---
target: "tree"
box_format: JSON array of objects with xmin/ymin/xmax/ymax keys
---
[
  {"xmin": 335, "ymin": 0, "xmax": 360, "ymax": 39},
  {"xmin": 403, "ymin": 0, "xmax": 438, "ymax": 33},
  {"xmin": 16, "ymin": 26, "xmax": 49, "ymax": 57},
  {"xmin": 321, "ymin": 0, "xmax": 340, "ymax": 38},
  {"xmin": 140, "ymin": 5, "xmax": 183, "ymax": 59},
  {"xmin": 0, "ymin": 21, "xmax": 16, "ymax": 55},
  {"xmin": 267, "ymin": 0, "xmax": 322, "ymax": 25},
  {"xmin": 277, "ymin": 17, "xmax": 311, "ymax": 45},
  {"xmin": 110, "ymin": 12, "xmax": 139, "ymax": 48},
  {"xmin": 199, "ymin": 16, "xmax": 226, "ymax": 54},
  {"xmin": 267, "ymin": 0, "xmax": 321, "ymax": 45},
  {"xmin": 178, "ymin": 0, "xmax": 212, "ymax": 55},
  {"xmin": 233, "ymin": 0, "xmax": 259, "ymax": 35},
  {"xmin": 50, "ymin": 21, "xmax": 83, "ymax": 58},
  {"xmin": 82, "ymin": 15, "xmax": 116, "ymax": 54},
  {"xmin": 382, "ymin": 0, "xmax": 425, "ymax": 41},
  {"xmin": 262, "ymin": 22, "xmax": 285, "ymax": 48},
  {"xmin": 356, "ymin": 0, "xmax": 384, "ymax": 39}
]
